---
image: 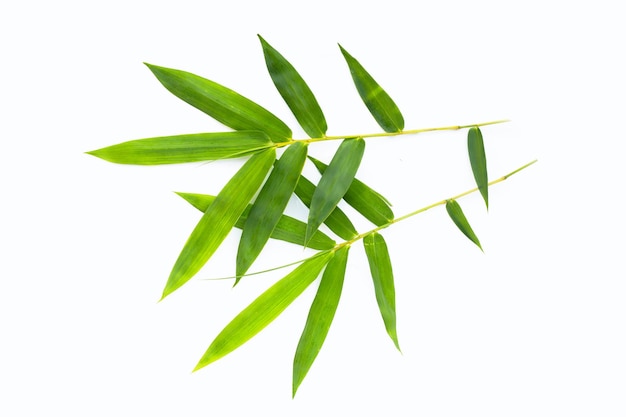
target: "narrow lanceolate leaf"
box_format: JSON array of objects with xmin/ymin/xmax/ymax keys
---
[
  {"xmin": 363, "ymin": 233, "xmax": 400, "ymax": 351},
  {"xmin": 445, "ymin": 199, "xmax": 483, "ymax": 251},
  {"xmin": 308, "ymin": 156, "xmax": 394, "ymax": 226},
  {"xmin": 259, "ymin": 35, "xmax": 327, "ymax": 138},
  {"xmin": 294, "ymin": 175, "xmax": 358, "ymax": 241},
  {"xmin": 306, "ymin": 138, "xmax": 365, "ymax": 245},
  {"xmin": 86, "ymin": 131, "xmax": 272, "ymax": 165},
  {"xmin": 293, "ymin": 246, "xmax": 348, "ymax": 397},
  {"xmin": 468, "ymin": 126, "xmax": 489, "ymax": 209},
  {"xmin": 194, "ymin": 251, "xmax": 333, "ymax": 371},
  {"xmin": 162, "ymin": 148, "xmax": 276, "ymax": 299},
  {"xmin": 338, "ymin": 45, "xmax": 404, "ymax": 133},
  {"xmin": 176, "ymin": 192, "xmax": 335, "ymax": 251},
  {"xmin": 236, "ymin": 142, "xmax": 308, "ymax": 280},
  {"xmin": 145, "ymin": 63, "xmax": 292, "ymax": 142}
]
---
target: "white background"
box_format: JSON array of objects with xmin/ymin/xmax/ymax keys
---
[{"xmin": 2, "ymin": 1, "xmax": 625, "ymax": 415}]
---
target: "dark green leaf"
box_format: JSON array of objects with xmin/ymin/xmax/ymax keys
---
[
  {"xmin": 468, "ymin": 126, "xmax": 489, "ymax": 209},
  {"xmin": 364, "ymin": 232, "xmax": 400, "ymax": 351},
  {"xmin": 294, "ymin": 175, "xmax": 358, "ymax": 241},
  {"xmin": 86, "ymin": 131, "xmax": 273, "ymax": 165},
  {"xmin": 306, "ymin": 138, "xmax": 365, "ymax": 245},
  {"xmin": 161, "ymin": 148, "xmax": 276, "ymax": 299},
  {"xmin": 338, "ymin": 45, "xmax": 404, "ymax": 133},
  {"xmin": 292, "ymin": 246, "xmax": 348, "ymax": 397},
  {"xmin": 308, "ymin": 155, "xmax": 393, "ymax": 226},
  {"xmin": 145, "ymin": 63, "xmax": 292, "ymax": 142},
  {"xmin": 194, "ymin": 251, "xmax": 334, "ymax": 371},
  {"xmin": 445, "ymin": 199, "xmax": 483, "ymax": 251},
  {"xmin": 236, "ymin": 142, "xmax": 308, "ymax": 280},
  {"xmin": 259, "ymin": 35, "xmax": 327, "ymax": 138},
  {"xmin": 175, "ymin": 192, "xmax": 336, "ymax": 251}
]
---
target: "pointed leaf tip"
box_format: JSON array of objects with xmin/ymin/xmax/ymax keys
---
[
  {"xmin": 364, "ymin": 233, "xmax": 400, "ymax": 351},
  {"xmin": 339, "ymin": 45, "xmax": 404, "ymax": 133},
  {"xmin": 293, "ymin": 246, "xmax": 348, "ymax": 396},
  {"xmin": 145, "ymin": 63, "xmax": 291, "ymax": 141},
  {"xmin": 259, "ymin": 36, "xmax": 327, "ymax": 138},
  {"xmin": 468, "ymin": 126, "xmax": 489, "ymax": 209},
  {"xmin": 194, "ymin": 252, "xmax": 333, "ymax": 372},
  {"xmin": 161, "ymin": 148, "xmax": 276, "ymax": 299},
  {"xmin": 445, "ymin": 199, "xmax": 483, "ymax": 251},
  {"xmin": 85, "ymin": 131, "xmax": 272, "ymax": 165},
  {"xmin": 236, "ymin": 142, "xmax": 308, "ymax": 279},
  {"xmin": 305, "ymin": 137, "xmax": 365, "ymax": 245}
]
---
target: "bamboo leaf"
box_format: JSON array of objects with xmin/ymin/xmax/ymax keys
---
[
  {"xmin": 308, "ymin": 155, "xmax": 394, "ymax": 226},
  {"xmin": 194, "ymin": 251, "xmax": 334, "ymax": 371},
  {"xmin": 86, "ymin": 131, "xmax": 273, "ymax": 165},
  {"xmin": 294, "ymin": 175, "xmax": 358, "ymax": 241},
  {"xmin": 145, "ymin": 63, "xmax": 292, "ymax": 142},
  {"xmin": 292, "ymin": 246, "xmax": 348, "ymax": 397},
  {"xmin": 176, "ymin": 192, "xmax": 336, "ymax": 251},
  {"xmin": 162, "ymin": 148, "xmax": 276, "ymax": 299},
  {"xmin": 468, "ymin": 126, "xmax": 489, "ymax": 209},
  {"xmin": 306, "ymin": 138, "xmax": 365, "ymax": 245},
  {"xmin": 363, "ymin": 232, "xmax": 400, "ymax": 351},
  {"xmin": 259, "ymin": 35, "xmax": 327, "ymax": 138},
  {"xmin": 338, "ymin": 45, "xmax": 404, "ymax": 133},
  {"xmin": 445, "ymin": 199, "xmax": 483, "ymax": 251},
  {"xmin": 236, "ymin": 142, "xmax": 308, "ymax": 281}
]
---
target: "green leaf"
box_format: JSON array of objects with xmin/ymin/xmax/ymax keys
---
[
  {"xmin": 445, "ymin": 199, "xmax": 483, "ymax": 251},
  {"xmin": 86, "ymin": 131, "xmax": 273, "ymax": 165},
  {"xmin": 162, "ymin": 148, "xmax": 276, "ymax": 299},
  {"xmin": 468, "ymin": 126, "xmax": 489, "ymax": 209},
  {"xmin": 338, "ymin": 45, "xmax": 404, "ymax": 133},
  {"xmin": 236, "ymin": 142, "xmax": 308, "ymax": 281},
  {"xmin": 145, "ymin": 63, "xmax": 292, "ymax": 142},
  {"xmin": 194, "ymin": 251, "xmax": 334, "ymax": 371},
  {"xmin": 306, "ymin": 138, "xmax": 365, "ymax": 245},
  {"xmin": 308, "ymin": 155, "xmax": 393, "ymax": 226},
  {"xmin": 259, "ymin": 35, "xmax": 327, "ymax": 138},
  {"xmin": 176, "ymin": 192, "xmax": 336, "ymax": 251},
  {"xmin": 363, "ymin": 232, "xmax": 400, "ymax": 351},
  {"xmin": 292, "ymin": 246, "xmax": 348, "ymax": 397},
  {"xmin": 294, "ymin": 175, "xmax": 358, "ymax": 241}
]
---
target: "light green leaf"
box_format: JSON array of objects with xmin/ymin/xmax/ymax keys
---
[
  {"xmin": 176, "ymin": 192, "xmax": 336, "ymax": 251},
  {"xmin": 445, "ymin": 199, "xmax": 483, "ymax": 251},
  {"xmin": 236, "ymin": 142, "xmax": 308, "ymax": 281},
  {"xmin": 259, "ymin": 35, "xmax": 327, "ymax": 138},
  {"xmin": 86, "ymin": 131, "xmax": 273, "ymax": 165},
  {"xmin": 308, "ymin": 155, "xmax": 393, "ymax": 226},
  {"xmin": 306, "ymin": 138, "xmax": 365, "ymax": 245},
  {"xmin": 364, "ymin": 232, "xmax": 400, "ymax": 351},
  {"xmin": 292, "ymin": 246, "xmax": 348, "ymax": 397},
  {"xmin": 294, "ymin": 175, "xmax": 358, "ymax": 241},
  {"xmin": 162, "ymin": 148, "xmax": 276, "ymax": 299},
  {"xmin": 145, "ymin": 63, "xmax": 292, "ymax": 142},
  {"xmin": 338, "ymin": 45, "xmax": 404, "ymax": 133},
  {"xmin": 468, "ymin": 126, "xmax": 489, "ymax": 209},
  {"xmin": 194, "ymin": 251, "xmax": 334, "ymax": 371}
]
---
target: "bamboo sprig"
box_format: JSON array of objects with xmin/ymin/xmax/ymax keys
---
[{"xmin": 87, "ymin": 34, "xmax": 536, "ymax": 397}]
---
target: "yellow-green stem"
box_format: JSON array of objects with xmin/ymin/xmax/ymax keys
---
[{"xmin": 274, "ymin": 119, "xmax": 510, "ymax": 148}]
